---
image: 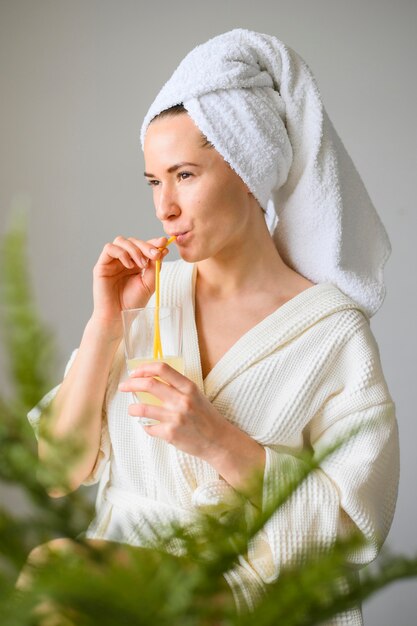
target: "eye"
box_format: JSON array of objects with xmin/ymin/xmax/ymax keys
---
[
  {"xmin": 178, "ymin": 171, "xmax": 192, "ymax": 180},
  {"xmin": 146, "ymin": 179, "xmax": 159, "ymax": 187}
]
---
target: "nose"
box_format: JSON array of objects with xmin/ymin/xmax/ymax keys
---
[{"xmin": 155, "ymin": 184, "xmax": 181, "ymax": 222}]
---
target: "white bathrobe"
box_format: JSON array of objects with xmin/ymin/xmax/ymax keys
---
[{"xmin": 28, "ymin": 259, "xmax": 399, "ymax": 625}]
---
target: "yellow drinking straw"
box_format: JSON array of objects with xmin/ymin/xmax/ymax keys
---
[{"xmin": 153, "ymin": 236, "xmax": 176, "ymax": 359}]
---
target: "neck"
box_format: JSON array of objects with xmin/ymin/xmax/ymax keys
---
[{"xmin": 195, "ymin": 218, "xmax": 293, "ymax": 299}]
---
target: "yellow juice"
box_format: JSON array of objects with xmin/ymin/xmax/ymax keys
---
[{"xmin": 127, "ymin": 356, "xmax": 184, "ymax": 406}]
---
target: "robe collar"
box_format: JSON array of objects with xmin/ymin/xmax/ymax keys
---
[{"xmin": 168, "ymin": 261, "xmax": 368, "ymax": 402}]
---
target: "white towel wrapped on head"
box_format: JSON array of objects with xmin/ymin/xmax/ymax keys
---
[{"xmin": 140, "ymin": 28, "xmax": 391, "ymax": 319}]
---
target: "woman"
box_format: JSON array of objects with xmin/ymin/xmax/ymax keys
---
[{"xmin": 27, "ymin": 29, "xmax": 399, "ymax": 624}]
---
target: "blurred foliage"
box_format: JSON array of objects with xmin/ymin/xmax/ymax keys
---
[{"xmin": 0, "ymin": 213, "xmax": 416, "ymax": 625}]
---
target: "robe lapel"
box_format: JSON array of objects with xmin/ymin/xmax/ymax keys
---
[
  {"xmin": 171, "ymin": 261, "xmax": 367, "ymax": 403},
  {"xmin": 177, "ymin": 262, "xmax": 206, "ymax": 394},
  {"xmin": 199, "ymin": 282, "xmax": 366, "ymax": 402}
]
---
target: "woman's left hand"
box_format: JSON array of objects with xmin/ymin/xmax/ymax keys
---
[{"xmin": 118, "ymin": 362, "xmax": 229, "ymax": 460}]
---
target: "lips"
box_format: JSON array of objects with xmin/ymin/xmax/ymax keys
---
[{"xmin": 167, "ymin": 230, "xmax": 190, "ymax": 244}]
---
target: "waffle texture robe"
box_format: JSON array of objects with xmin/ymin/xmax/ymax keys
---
[{"xmin": 28, "ymin": 259, "xmax": 399, "ymax": 625}]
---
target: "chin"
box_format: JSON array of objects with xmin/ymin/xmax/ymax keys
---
[{"xmin": 177, "ymin": 247, "xmax": 209, "ymax": 264}]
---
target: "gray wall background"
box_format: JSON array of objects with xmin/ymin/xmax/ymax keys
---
[{"xmin": 1, "ymin": 0, "xmax": 416, "ymax": 623}]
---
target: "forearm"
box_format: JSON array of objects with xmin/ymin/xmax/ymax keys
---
[
  {"xmin": 120, "ymin": 362, "xmax": 266, "ymax": 505},
  {"xmin": 39, "ymin": 316, "xmax": 121, "ymax": 492},
  {"xmin": 204, "ymin": 421, "xmax": 266, "ymax": 506}
]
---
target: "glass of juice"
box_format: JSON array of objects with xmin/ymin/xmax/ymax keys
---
[{"xmin": 121, "ymin": 306, "xmax": 183, "ymax": 425}]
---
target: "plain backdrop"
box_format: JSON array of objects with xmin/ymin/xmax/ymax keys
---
[{"xmin": 0, "ymin": 0, "xmax": 416, "ymax": 623}]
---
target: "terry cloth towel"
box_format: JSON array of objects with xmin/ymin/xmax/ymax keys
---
[{"xmin": 140, "ymin": 28, "xmax": 392, "ymax": 319}]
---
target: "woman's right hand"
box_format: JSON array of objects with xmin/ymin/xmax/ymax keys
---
[{"xmin": 91, "ymin": 235, "xmax": 170, "ymax": 335}]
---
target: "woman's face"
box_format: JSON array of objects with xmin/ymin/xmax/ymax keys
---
[{"xmin": 143, "ymin": 113, "xmax": 258, "ymax": 263}]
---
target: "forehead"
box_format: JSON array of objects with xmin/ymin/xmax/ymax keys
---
[
  {"xmin": 144, "ymin": 114, "xmax": 203, "ymax": 153},
  {"xmin": 143, "ymin": 114, "xmax": 221, "ymax": 176}
]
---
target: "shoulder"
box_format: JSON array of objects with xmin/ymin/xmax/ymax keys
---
[
  {"xmin": 298, "ymin": 282, "xmax": 386, "ymax": 379},
  {"xmin": 317, "ymin": 307, "xmax": 393, "ymax": 416},
  {"xmin": 313, "ymin": 282, "xmax": 371, "ymax": 335},
  {"xmin": 283, "ymin": 280, "xmax": 371, "ymax": 350},
  {"xmin": 308, "ymin": 300, "xmax": 395, "ymax": 441}
]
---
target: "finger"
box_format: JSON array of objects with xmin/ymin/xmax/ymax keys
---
[
  {"xmin": 127, "ymin": 402, "xmax": 172, "ymax": 422},
  {"xmin": 119, "ymin": 374, "xmax": 183, "ymax": 406},
  {"xmin": 98, "ymin": 243, "xmax": 137, "ymax": 269},
  {"xmin": 126, "ymin": 362, "xmax": 193, "ymax": 396},
  {"xmin": 147, "ymin": 236, "xmax": 169, "ymax": 249},
  {"xmin": 128, "ymin": 237, "xmax": 168, "ymax": 260},
  {"xmin": 113, "ymin": 236, "xmax": 149, "ymax": 269}
]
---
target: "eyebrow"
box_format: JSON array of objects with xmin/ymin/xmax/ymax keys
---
[{"xmin": 143, "ymin": 162, "xmax": 200, "ymax": 178}]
